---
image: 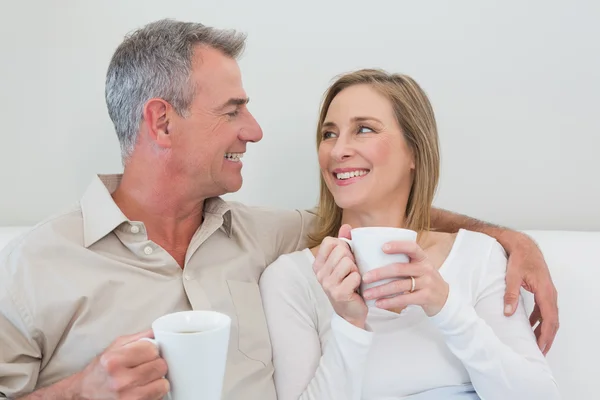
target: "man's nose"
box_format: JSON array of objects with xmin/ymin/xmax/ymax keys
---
[{"xmin": 239, "ymin": 111, "xmax": 263, "ymax": 143}]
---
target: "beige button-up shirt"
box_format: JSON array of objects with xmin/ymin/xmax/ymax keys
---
[{"xmin": 0, "ymin": 174, "xmax": 316, "ymax": 399}]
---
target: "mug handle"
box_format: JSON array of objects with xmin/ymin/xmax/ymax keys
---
[
  {"xmin": 338, "ymin": 237, "xmax": 354, "ymax": 252},
  {"xmin": 138, "ymin": 337, "xmax": 158, "ymax": 348},
  {"xmin": 137, "ymin": 337, "xmax": 171, "ymax": 399}
]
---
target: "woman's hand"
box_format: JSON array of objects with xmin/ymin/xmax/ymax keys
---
[
  {"xmin": 313, "ymin": 226, "xmax": 368, "ymax": 329},
  {"xmin": 361, "ymin": 240, "xmax": 449, "ymax": 317}
]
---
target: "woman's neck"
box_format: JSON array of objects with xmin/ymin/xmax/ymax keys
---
[{"xmin": 341, "ymin": 205, "xmax": 407, "ymax": 229}]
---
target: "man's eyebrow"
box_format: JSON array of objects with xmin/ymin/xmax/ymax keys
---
[{"xmin": 215, "ymin": 97, "xmax": 250, "ymax": 112}]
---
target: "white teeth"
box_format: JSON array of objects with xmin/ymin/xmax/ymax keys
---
[
  {"xmin": 225, "ymin": 153, "xmax": 244, "ymax": 162},
  {"xmin": 336, "ymin": 170, "xmax": 369, "ymax": 180}
]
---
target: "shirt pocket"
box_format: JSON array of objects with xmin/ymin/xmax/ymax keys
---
[{"xmin": 226, "ymin": 280, "xmax": 272, "ymax": 367}]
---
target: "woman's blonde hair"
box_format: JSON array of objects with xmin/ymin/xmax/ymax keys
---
[{"xmin": 307, "ymin": 69, "xmax": 440, "ymax": 247}]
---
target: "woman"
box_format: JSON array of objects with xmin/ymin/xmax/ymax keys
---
[{"xmin": 258, "ymin": 69, "xmax": 560, "ymax": 399}]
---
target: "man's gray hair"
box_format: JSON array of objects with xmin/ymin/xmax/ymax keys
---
[{"xmin": 105, "ymin": 19, "xmax": 246, "ymax": 161}]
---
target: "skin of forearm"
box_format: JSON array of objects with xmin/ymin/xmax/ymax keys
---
[
  {"xmin": 431, "ymin": 207, "xmax": 517, "ymax": 247},
  {"xmin": 15, "ymin": 373, "xmax": 79, "ymax": 400}
]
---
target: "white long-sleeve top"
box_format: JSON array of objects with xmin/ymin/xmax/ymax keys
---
[{"xmin": 258, "ymin": 229, "xmax": 560, "ymax": 400}]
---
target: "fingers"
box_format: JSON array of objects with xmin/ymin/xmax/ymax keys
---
[
  {"xmin": 533, "ymin": 284, "xmax": 559, "ymax": 355},
  {"xmin": 336, "ymin": 271, "xmax": 362, "ymax": 299},
  {"xmin": 529, "ymin": 304, "xmax": 542, "ymax": 327},
  {"xmin": 131, "ymin": 377, "xmax": 171, "ymax": 400},
  {"xmin": 129, "ymin": 357, "xmax": 169, "ymax": 387},
  {"xmin": 315, "ymin": 244, "xmax": 351, "ymax": 282},
  {"xmin": 107, "ymin": 357, "xmax": 168, "ymax": 394},
  {"xmin": 332, "ymin": 256, "xmax": 357, "ymax": 283},
  {"xmin": 363, "ymin": 262, "xmax": 424, "ymax": 284},
  {"xmin": 314, "ymin": 237, "xmax": 352, "ymax": 272},
  {"xmin": 381, "ymin": 240, "xmax": 427, "ymax": 263},
  {"xmin": 322, "ymin": 256, "xmax": 355, "ymax": 291},
  {"xmin": 109, "ymin": 329, "xmax": 155, "ymax": 350},
  {"xmin": 363, "ymin": 277, "xmax": 414, "ymax": 300},
  {"xmin": 338, "ymin": 224, "xmax": 352, "ymax": 240},
  {"xmin": 374, "ymin": 291, "xmax": 421, "ymax": 311},
  {"xmin": 503, "ymin": 267, "xmax": 522, "ymax": 316},
  {"xmin": 102, "ymin": 339, "xmax": 160, "ymax": 369}
]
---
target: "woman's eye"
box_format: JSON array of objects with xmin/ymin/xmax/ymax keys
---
[
  {"xmin": 358, "ymin": 126, "xmax": 373, "ymax": 134},
  {"xmin": 322, "ymin": 131, "xmax": 337, "ymax": 139}
]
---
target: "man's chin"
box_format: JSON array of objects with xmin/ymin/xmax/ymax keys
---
[{"xmin": 224, "ymin": 178, "xmax": 243, "ymax": 194}]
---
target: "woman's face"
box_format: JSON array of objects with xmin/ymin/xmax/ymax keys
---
[{"xmin": 318, "ymin": 84, "xmax": 415, "ymax": 213}]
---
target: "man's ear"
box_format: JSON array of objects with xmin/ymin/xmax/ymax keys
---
[{"xmin": 143, "ymin": 98, "xmax": 172, "ymax": 149}]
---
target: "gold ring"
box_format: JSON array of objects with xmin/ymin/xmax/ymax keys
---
[{"xmin": 409, "ymin": 276, "xmax": 416, "ymax": 293}]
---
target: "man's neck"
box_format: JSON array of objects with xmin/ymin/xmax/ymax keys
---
[{"xmin": 111, "ymin": 168, "xmax": 207, "ymax": 267}]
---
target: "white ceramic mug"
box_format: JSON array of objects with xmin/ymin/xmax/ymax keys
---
[
  {"xmin": 141, "ymin": 310, "xmax": 232, "ymax": 400},
  {"xmin": 339, "ymin": 227, "xmax": 417, "ymax": 307}
]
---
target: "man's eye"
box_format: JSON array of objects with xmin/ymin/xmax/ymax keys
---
[{"xmin": 227, "ymin": 110, "xmax": 240, "ymax": 118}]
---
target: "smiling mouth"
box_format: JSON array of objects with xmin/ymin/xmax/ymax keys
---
[
  {"xmin": 224, "ymin": 153, "xmax": 244, "ymax": 162},
  {"xmin": 333, "ymin": 169, "xmax": 370, "ymax": 180}
]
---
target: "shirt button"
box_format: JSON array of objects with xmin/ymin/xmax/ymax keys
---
[
  {"xmin": 143, "ymin": 246, "xmax": 153, "ymax": 255},
  {"xmin": 130, "ymin": 225, "xmax": 140, "ymax": 234},
  {"xmin": 184, "ymin": 274, "xmax": 192, "ymax": 281}
]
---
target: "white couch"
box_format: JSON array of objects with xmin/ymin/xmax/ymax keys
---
[{"xmin": 0, "ymin": 227, "xmax": 598, "ymax": 399}]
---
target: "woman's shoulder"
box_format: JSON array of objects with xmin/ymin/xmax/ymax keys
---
[
  {"xmin": 430, "ymin": 229, "xmax": 505, "ymax": 259},
  {"xmin": 439, "ymin": 229, "xmax": 509, "ymax": 289},
  {"xmin": 260, "ymin": 248, "xmax": 316, "ymax": 289}
]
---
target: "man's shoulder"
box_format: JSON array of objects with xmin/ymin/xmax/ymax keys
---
[
  {"xmin": 226, "ymin": 200, "xmax": 317, "ymax": 231},
  {"xmin": 227, "ymin": 201, "xmax": 316, "ymax": 220},
  {"xmin": 0, "ymin": 202, "xmax": 84, "ymax": 265}
]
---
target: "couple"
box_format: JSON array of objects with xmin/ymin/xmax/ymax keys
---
[{"xmin": 0, "ymin": 18, "xmax": 558, "ymax": 400}]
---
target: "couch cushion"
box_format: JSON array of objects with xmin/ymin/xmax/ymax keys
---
[
  {"xmin": 522, "ymin": 230, "xmax": 600, "ymax": 398},
  {"xmin": 0, "ymin": 227, "xmax": 31, "ymax": 251}
]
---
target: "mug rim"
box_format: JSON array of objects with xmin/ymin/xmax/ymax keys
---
[
  {"xmin": 351, "ymin": 226, "xmax": 416, "ymax": 234},
  {"xmin": 152, "ymin": 310, "xmax": 231, "ymax": 335}
]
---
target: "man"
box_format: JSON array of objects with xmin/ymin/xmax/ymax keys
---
[{"xmin": 0, "ymin": 19, "xmax": 558, "ymax": 400}]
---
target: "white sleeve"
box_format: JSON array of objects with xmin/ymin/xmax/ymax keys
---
[
  {"xmin": 429, "ymin": 241, "xmax": 561, "ymax": 400},
  {"xmin": 259, "ymin": 255, "xmax": 373, "ymax": 400}
]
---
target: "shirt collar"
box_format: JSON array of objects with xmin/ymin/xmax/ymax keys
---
[
  {"xmin": 80, "ymin": 174, "xmax": 232, "ymax": 248},
  {"xmin": 80, "ymin": 174, "xmax": 129, "ymax": 248}
]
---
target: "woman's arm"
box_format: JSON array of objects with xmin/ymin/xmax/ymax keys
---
[
  {"xmin": 259, "ymin": 255, "xmax": 373, "ymax": 400},
  {"xmin": 428, "ymin": 241, "xmax": 561, "ymax": 400}
]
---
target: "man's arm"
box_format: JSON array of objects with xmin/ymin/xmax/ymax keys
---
[
  {"xmin": 430, "ymin": 207, "xmax": 559, "ymax": 356},
  {"xmin": 14, "ymin": 375, "xmax": 79, "ymax": 400},
  {"xmin": 11, "ymin": 330, "xmax": 168, "ymax": 400}
]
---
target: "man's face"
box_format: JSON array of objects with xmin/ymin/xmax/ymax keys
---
[{"xmin": 166, "ymin": 45, "xmax": 263, "ymax": 197}]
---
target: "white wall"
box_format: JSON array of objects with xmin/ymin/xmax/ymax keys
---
[{"xmin": 1, "ymin": 0, "xmax": 598, "ymax": 230}]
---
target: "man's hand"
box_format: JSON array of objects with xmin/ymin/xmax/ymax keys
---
[
  {"xmin": 502, "ymin": 232, "xmax": 559, "ymax": 356},
  {"xmin": 72, "ymin": 329, "xmax": 170, "ymax": 400}
]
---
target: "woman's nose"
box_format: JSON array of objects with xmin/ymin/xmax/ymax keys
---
[{"xmin": 330, "ymin": 137, "xmax": 354, "ymax": 162}]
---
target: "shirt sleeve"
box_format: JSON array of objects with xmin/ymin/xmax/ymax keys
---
[
  {"xmin": 428, "ymin": 240, "xmax": 561, "ymax": 400},
  {"xmin": 0, "ymin": 252, "xmax": 42, "ymax": 399},
  {"xmin": 259, "ymin": 254, "xmax": 373, "ymax": 400}
]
